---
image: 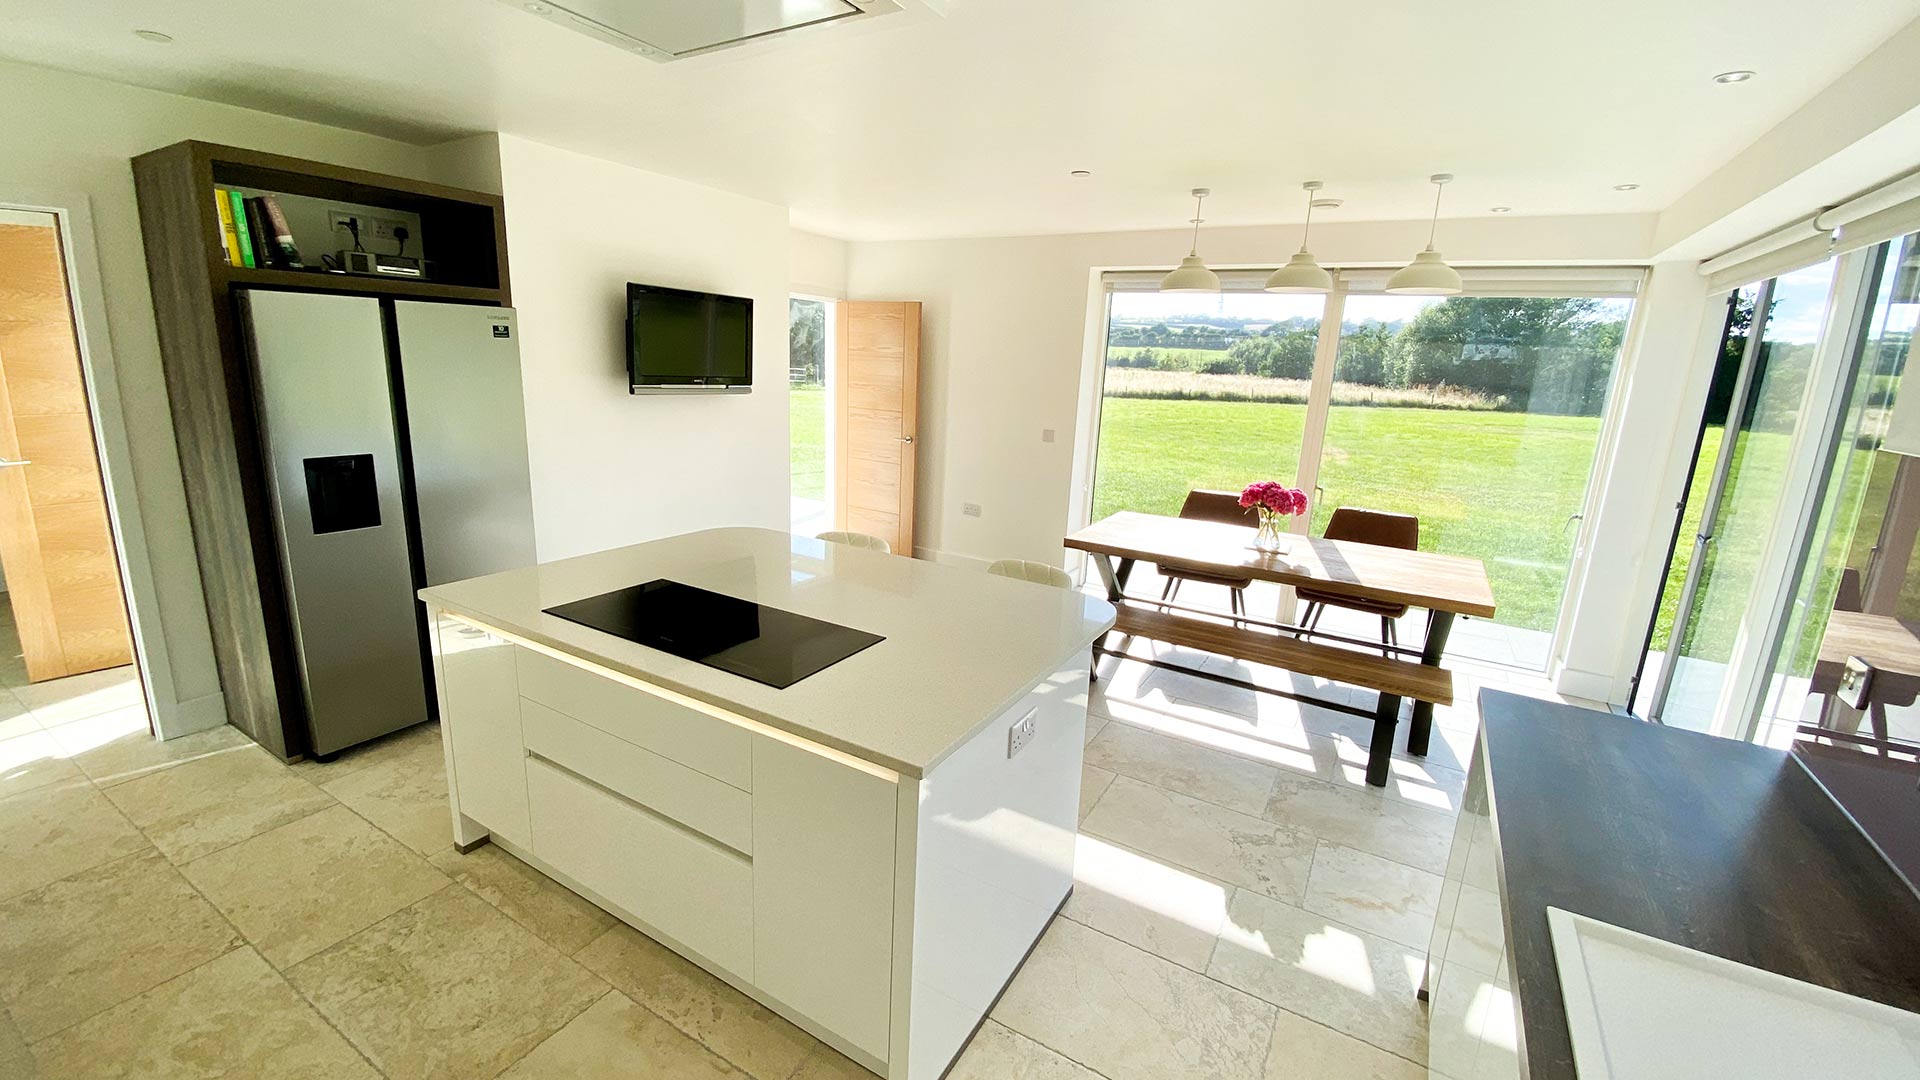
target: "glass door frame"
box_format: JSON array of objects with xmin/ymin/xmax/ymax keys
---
[{"xmin": 1643, "ymin": 246, "xmax": 1886, "ymax": 740}]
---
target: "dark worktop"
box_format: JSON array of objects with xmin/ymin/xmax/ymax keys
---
[{"xmin": 1477, "ymin": 690, "xmax": 1920, "ymax": 1080}]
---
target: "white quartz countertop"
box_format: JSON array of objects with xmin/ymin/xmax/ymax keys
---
[{"xmin": 419, "ymin": 528, "xmax": 1116, "ymax": 778}]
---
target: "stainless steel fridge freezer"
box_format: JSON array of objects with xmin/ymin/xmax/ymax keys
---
[{"xmin": 239, "ymin": 290, "xmax": 535, "ymax": 757}]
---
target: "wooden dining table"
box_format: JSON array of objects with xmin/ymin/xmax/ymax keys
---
[{"xmin": 1064, "ymin": 511, "xmax": 1497, "ymax": 753}]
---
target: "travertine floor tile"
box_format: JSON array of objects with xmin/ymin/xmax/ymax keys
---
[
  {"xmin": 0, "ymin": 690, "xmax": 36, "ymax": 741},
  {"xmin": 949, "ymin": 1020, "xmax": 1105, "ymax": 1079},
  {"xmin": 322, "ymin": 735, "xmax": 453, "ymax": 854},
  {"xmin": 429, "ymin": 843, "xmax": 615, "ymax": 955},
  {"xmin": 183, "ymin": 805, "xmax": 449, "ymax": 968},
  {"xmin": 1263, "ymin": 1007, "xmax": 1424, "ymax": 1078},
  {"xmin": 1082, "ymin": 776, "xmax": 1315, "ymax": 904},
  {"xmin": 289, "ymin": 720, "xmax": 441, "ymax": 784},
  {"xmin": 993, "ymin": 917, "xmax": 1273, "ymax": 1080},
  {"xmin": 575, "ymin": 923, "xmax": 817, "ymax": 1080},
  {"xmin": 1264, "ymin": 771, "xmax": 1456, "ymax": 875},
  {"xmin": 1079, "ymin": 763, "xmax": 1114, "ymax": 822},
  {"xmin": 0, "ymin": 781, "xmax": 149, "ymax": 901},
  {"xmin": 56, "ymin": 718, "xmax": 251, "ymax": 788},
  {"xmin": 1208, "ymin": 889, "xmax": 1428, "ymax": 1065},
  {"xmin": 1063, "ymin": 832, "xmax": 1229, "ymax": 971},
  {"xmin": 0, "ymin": 728, "xmax": 84, "ymax": 799},
  {"xmin": 1086, "ymin": 720, "xmax": 1279, "ymax": 815},
  {"xmin": 0, "ymin": 851, "xmax": 240, "ymax": 1041},
  {"xmin": 1301, "ymin": 843, "xmax": 1442, "ymax": 951},
  {"xmin": 500, "ymin": 990, "xmax": 741, "ymax": 1078},
  {"xmin": 16, "ymin": 667, "xmax": 142, "ymax": 728},
  {"xmin": 29, "ymin": 946, "xmax": 378, "ymax": 1079},
  {"xmin": 290, "ymin": 885, "xmax": 604, "ymax": 1080},
  {"xmin": 104, "ymin": 744, "xmax": 335, "ymax": 863}
]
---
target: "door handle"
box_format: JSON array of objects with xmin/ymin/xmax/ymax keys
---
[
  {"xmin": 0, "ymin": 459, "xmax": 29, "ymax": 468},
  {"xmin": 900, "ymin": 435, "xmax": 914, "ymax": 444},
  {"xmin": 1563, "ymin": 512, "xmax": 1584, "ymax": 535}
]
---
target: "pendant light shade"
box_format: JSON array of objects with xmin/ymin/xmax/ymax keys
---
[
  {"xmin": 1386, "ymin": 173, "xmax": 1463, "ymax": 296},
  {"xmin": 1160, "ymin": 188, "xmax": 1221, "ymax": 292},
  {"xmin": 1266, "ymin": 180, "xmax": 1334, "ymax": 293}
]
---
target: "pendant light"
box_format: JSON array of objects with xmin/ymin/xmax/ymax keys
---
[
  {"xmin": 1266, "ymin": 180, "xmax": 1335, "ymax": 293},
  {"xmin": 1386, "ymin": 173, "xmax": 1463, "ymax": 295},
  {"xmin": 1160, "ymin": 188, "xmax": 1221, "ymax": 292}
]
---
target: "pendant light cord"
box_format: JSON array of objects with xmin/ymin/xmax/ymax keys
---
[
  {"xmin": 1188, "ymin": 191, "xmax": 1206, "ymax": 256},
  {"xmin": 1426, "ymin": 179, "xmax": 1446, "ymax": 249},
  {"xmin": 1300, "ymin": 188, "xmax": 1316, "ymax": 254}
]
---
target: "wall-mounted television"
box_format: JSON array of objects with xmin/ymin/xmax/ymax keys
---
[{"xmin": 626, "ymin": 282, "xmax": 753, "ymax": 393}]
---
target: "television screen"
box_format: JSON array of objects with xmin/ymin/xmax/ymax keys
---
[{"xmin": 626, "ymin": 283, "xmax": 753, "ymax": 390}]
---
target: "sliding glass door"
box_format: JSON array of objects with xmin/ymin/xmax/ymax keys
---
[{"xmin": 1309, "ymin": 293, "xmax": 1633, "ymax": 667}]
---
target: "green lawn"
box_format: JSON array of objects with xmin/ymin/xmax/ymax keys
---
[
  {"xmin": 1093, "ymin": 397, "xmax": 1607, "ymax": 631},
  {"xmin": 791, "ymin": 385, "xmax": 827, "ymax": 502}
]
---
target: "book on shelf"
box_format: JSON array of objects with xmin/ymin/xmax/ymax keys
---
[
  {"xmin": 226, "ymin": 190, "xmax": 256, "ymax": 269},
  {"xmin": 256, "ymin": 195, "xmax": 303, "ymax": 268},
  {"xmin": 243, "ymin": 197, "xmax": 276, "ymax": 268},
  {"xmin": 213, "ymin": 190, "xmax": 244, "ymax": 266}
]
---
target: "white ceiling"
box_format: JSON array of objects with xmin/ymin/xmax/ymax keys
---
[{"xmin": 3, "ymin": 0, "xmax": 1917, "ymax": 241}]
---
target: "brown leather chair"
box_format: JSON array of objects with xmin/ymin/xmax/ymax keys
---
[
  {"xmin": 1155, "ymin": 490, "xmax": 1258, "ymax": 618},
  {"xmin": 1298, "ymin": 507, "xmax": 1420, "ymax": 654}
]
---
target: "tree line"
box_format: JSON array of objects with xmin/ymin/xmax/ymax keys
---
[{"xmin": 1109, "ymin": 297, "xmax": 1629, "ymax": 416}]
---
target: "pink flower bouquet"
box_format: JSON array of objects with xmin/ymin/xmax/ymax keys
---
[{"xmin": 1239, "ymin": 481, "xmax": 1308, "ymax": 553}]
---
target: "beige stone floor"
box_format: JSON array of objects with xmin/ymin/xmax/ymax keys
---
[{"xmin": 0, "ymin": 596, "xmax": 1602, "ymax": 1079}]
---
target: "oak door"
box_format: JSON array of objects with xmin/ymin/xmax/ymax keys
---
[
  {"xmin": 833, "ymin": 301, "xmax": 920, "ymax": 554},
  {"xmin": 0, "ymin": 218, "xmax": 133, "ymax": 681}
]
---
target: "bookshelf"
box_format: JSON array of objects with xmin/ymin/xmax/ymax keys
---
[{"xmin": 131, "ymin": 140, "xmax": 511, "ymax": 759}]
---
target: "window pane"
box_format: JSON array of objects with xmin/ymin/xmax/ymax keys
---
[
  {"xmin": 789, "ymin": 298, "xmax": 828, "ymax": 534},
  {"xmin": 1659, "ymin": 262, "xmax": 1837, "ymax": 730},
  {"xmin": 1092, "ymin": 291, "xmax": 1326, "ymax": 522},
  {"xmin": 1313, "ymin": 294, "xmax": 1634, "ymax": 668}
]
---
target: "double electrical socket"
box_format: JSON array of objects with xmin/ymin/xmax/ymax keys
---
[
  {"xmin": 327, "ymin": 210, "xmax": 408, "ymax": 245},
  {"xmin": 1007, "ymin": 708, "xmax": 1038, "ymax": 758},
  {"xmin": 962, "ymin": 502, "xmax": 983, "ymax": 518}
]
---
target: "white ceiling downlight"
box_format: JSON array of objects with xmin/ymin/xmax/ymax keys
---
[
  {"xmin": 132, "ymin": 29, "xmax": 173, "ymax": 43},
  {"xmin": 1613, "ymin": 182, "xmax": 1641, "ymax": 191},
  {"xmin": 503, "ymin": 0, "xmax": 901, "ymax": 61},
  {"xmin": 1713, "ymin": 69, "xmax": 1756, "ymax": 83}
]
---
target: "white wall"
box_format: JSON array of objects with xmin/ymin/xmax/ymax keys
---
[
  {"xmin": 792, "ymin": 229, "xmax": 849, "ymax": 298},
  {"xmin": 843, "ymin": 213, "xmax": 1660, "ymax": 567},
  {"xmin": 0, "ymin": 60, "xmax": 432, "ymax": 734},
  {"xmin": 486, "ymin": 134, "xmax": 793, "ymax": 559}
]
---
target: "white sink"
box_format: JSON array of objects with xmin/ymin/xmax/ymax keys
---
[{"xmin": 1548, "ymin": 907, "xmax": 1920, "ymax": 1078}]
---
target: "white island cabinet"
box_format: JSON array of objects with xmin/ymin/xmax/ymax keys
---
[{"xmin": 421, "ymin": 528, "xmax": 1114, "ymax": 1079}]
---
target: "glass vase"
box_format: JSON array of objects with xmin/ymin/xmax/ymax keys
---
[{"xmin": 1253, "ymin": 512, "xmax": 1288, "ymax": 554}]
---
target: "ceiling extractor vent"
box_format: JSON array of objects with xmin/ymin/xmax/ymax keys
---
[{"xmin": 510, "ymin": 0, "xmax": 912, "ymax": 61}]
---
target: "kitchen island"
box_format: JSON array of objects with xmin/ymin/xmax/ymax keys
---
[{"xmin": 419, "ymin": 528, "xmax": 1115, "ymax": 1080}]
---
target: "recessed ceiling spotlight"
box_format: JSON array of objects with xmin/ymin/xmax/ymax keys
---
[
  {"xmin": 524, "ymin": 2, "xmax": 551, "ymax": 11},
  {"xmin": 1713, "ymin": 70, "xmax": 1756, "ymax": 84},
  {"xmin": 1613, "ymin": 183, "xmax": 1641, "ymax": 191},
  {"xmin": 1490, "ymin": 206, "xmax": 1513, "ymax": 213},
  {"xmin": 132, "ymin": 29, "xmax": 173, "ymax": 43},
  {"xmin": 1069, "ymin": 169, "xmax": 1092, "ymax": 179}
]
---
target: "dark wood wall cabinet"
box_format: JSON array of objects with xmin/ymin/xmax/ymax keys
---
[{"xmin": 131, "ymin": 141, "xmax": 510, "ymax": 759}]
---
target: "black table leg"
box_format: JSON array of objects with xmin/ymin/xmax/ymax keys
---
[
  {"xmin": 1407, "ymin": 610, "xmax": 1454, "ymax": 757},
  {"xmin": 1368, "ymin": 693, "xmax": 1402, "ymax": 787}
]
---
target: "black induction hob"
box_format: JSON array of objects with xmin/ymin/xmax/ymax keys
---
[{"xmin": 541, "ymin": 579, "xmax": 883, "ymax": 689}]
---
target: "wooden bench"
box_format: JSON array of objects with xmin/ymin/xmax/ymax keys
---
[{"xmin": 1105, "ymin": 604, "xmax": 1454, "ymax": 786}]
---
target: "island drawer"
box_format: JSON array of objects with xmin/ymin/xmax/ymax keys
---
[
  {"xmin": 526, "ymin": 756, "xmax": 753, "ymax": 977},
  {"xmin": 521, "ymin": 698, "xmax": 752, "ymax": 855},
  {"xmin": 515, "ymin": 647, "xmax": 751, "ymax": 790}
]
